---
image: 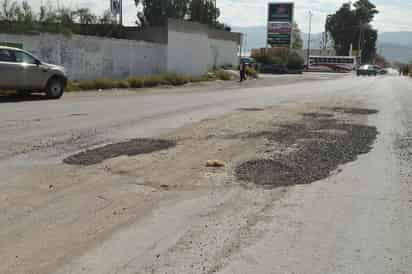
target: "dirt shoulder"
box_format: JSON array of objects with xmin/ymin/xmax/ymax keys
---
[
  {"xmin": 0, "ymin": 98, "xmax": 377, "ymax": 274},
  {"xmin": 58, "ymin": 72, "xmax": 349, "ymax": 99}
]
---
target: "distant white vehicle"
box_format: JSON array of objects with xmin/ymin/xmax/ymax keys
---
[{"xmin": 309, "ymin": 56, "xmax": 358, "ymax": 72}]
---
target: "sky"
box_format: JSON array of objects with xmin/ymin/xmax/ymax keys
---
[{"xmin": 19, "ymin": 0, "xmax": 412, "ymax": 33}]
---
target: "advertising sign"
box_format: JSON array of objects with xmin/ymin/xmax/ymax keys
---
[{"xmin": 267, "ymin": 2, "xmax": 294, "ymax": 47}]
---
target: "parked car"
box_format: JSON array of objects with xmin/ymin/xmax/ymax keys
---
[
  {"xmin": 0, "ymin": 46, "xmax": 67, "ymax": 99},
  {"xmin": 357, "ymin": 65, "xmax": 378, "ymax": 76},
  {"xmin": 259, "ymin": 63, "xmax": 289, "ymax": 74}
]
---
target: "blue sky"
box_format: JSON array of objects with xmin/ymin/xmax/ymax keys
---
[{"xmin": 23, "ymin": 0, "xmax": 412, "ymax": 32}]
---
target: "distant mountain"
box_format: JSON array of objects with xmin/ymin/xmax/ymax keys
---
[
  {"xmin": 378, "ymin": 43, "xmax": 412, "ymax": 63},
  {"xmin": 232, "ymin": 25, "xmax": 412, "ymax": 62},
  {"xmin": 379, "ymin": 32, "xmax": 412, "ymax": 47}
]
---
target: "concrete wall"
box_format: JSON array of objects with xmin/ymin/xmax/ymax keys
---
[
  {"xmin": 208, "ymin": 38, "xmax": 239, "ymax": 69},
  {"xmin": 167, "ymin": 30, "xmax": 210, "ymax": 76},
  {"xmin": 0, "ymin": 20, "xmax": 240, "ymax": 80},
  {"xmin": 167, "ymin": 19, "xmax": 241, "ymax": 76},
  {"xmin": 0, "ymin": 33, "xmax": 166, "ymax": 80}
]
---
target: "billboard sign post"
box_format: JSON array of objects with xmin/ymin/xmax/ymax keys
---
[{"xmin": 267, "ymin": 2, "xmax": 294, "ymax": 48}]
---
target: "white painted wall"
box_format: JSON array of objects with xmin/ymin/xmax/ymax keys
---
[
  {"xmin": 0, "ymin": 26, "xmax": 240, "ymax": 80},
  {"xmin": 167, "ymin": 30, "xmax": 210, "ymax": 76},
  {"xmin": 0, "ymin": 33, "xmax": 166, "ymax": 80},
  {"xmin": 208, "ymin": 38, "xmax": 239, "ymax": 69},
  {"xmin": 167, "ymin": 31, "xmax": 240, "ymax": 76}
]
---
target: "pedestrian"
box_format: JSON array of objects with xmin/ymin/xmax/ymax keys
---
[{"xmin": 239, "ymin": 62, "xmax": 247, "ymax": 82}]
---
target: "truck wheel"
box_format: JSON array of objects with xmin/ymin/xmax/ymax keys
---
[{"xmin": 46, "ymin": 78, "xmax": 64, "ymax": 99}]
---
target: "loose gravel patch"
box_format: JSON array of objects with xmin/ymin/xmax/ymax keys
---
[
  {"xmin": 238, "ymin": 108, "xmax": 265, "ymax": 112},
  {"xmin": 330, "ymin": 107, "xmax": 379, "ymax": 115},
  {"xmin": 302, "ymin": 112, "xmax": 334, "ymax": 119},
  {"xmin": 235, "ymin": 111, "xmax": 379, "ymax": 188},
  {"xmin": 64, "ymin": 139, "xmax": 176, "ymax": 166}
]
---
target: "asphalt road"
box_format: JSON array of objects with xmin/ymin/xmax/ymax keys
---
[{"xmin": 1, "ymin": 73, "xmax": 412, "ymax": 274}]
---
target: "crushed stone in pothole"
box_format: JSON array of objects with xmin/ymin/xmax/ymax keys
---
[
  {"xmin": 330, "ymin": 107, "xmax": 379, "ymax": 115},
  {"xmin": 235, "ymin": 110, "xmax": 379, "ymax": 188},
  {"xmin": 238, "ymin": 108, "xmax": 264, "ymax": 112},
  {"xmin": 302, "ymin": 112, "xmax": 334, "ymax": 119},
  {"xmin": 64, "ymin": 138, "xmax": 176, "ymax": 166}
]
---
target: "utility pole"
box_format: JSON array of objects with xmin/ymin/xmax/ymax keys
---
[
  {"xmin": 214, "ymin": 0, "xmax": 217, "ymax": 24},
  {"xmin": 358, "ymin": 23, "xmax": 364, "ymax": 65},
  {"xmin": 306, "ymin": 11, "xmax": 313, "ymax": 71},
  {"xmin": 119, "ymin": 0, "xmax": 123, "ymax": 26}
]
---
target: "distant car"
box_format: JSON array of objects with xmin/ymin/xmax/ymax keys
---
[
  {"xmin": 378, "ymin": 68, "xmax": 388, "ymax": 75},
  {"xmin": 259, "ymin": 63, "xmax": 289, "ymax": 74},
  {"xmin": 0, "ymin": 46, "xmax": 67, "ymax": 99},
  {"xmin": 357, "ymin": 65, "xmax": 378, "ymax": 76},
  {"xmin": 240, "ymin": 57, "xmax": 258, "ymax": 70}
]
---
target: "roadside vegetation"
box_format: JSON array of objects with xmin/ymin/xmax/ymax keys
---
[
  {"xmin": 0, "ymin": 0, "xmax": 231, "ymax": 38},
  {"xmin": 252, "ymin": 48, "xmax": 304, "ymax": 73},
  {"xmin": 326, "ymin": 0, "xmax": 378, "ymax": 63},
  {"xmin": 245, "ymin": 67, "xmax": 259, "ymax": 79},
  {"xmin": 66, "ymin": 70, "xmax": 233, "ymax": 92}
]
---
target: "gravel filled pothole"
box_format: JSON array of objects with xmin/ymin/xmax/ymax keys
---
[
  {"xmin": 329, "ymin": 107, "xmax": 379, "ymax": 115},
  {"xmin": 238, "ymin": 108, "xmax": 265, "ymax": 112},
  {"xmin": 64, "ymin": 139, "xmax": 176, "ymax": 166},
  {"xmin": 235, "ymin": 110, "xmax": 379, "ymax": 188}
]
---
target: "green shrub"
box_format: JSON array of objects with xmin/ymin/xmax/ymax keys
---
[
  {"xmin": 127, "ymin": 76, "xmax": 144, "ymax": 88},
  {"xmin": 191, "ymin": 75, "xmax": 210, "ymax": 82},
  {"xmin": 287, "ymin": 52, "xmax": 304, "ymax": 70},
  {"xmin": 143, "ymin": 75, "xmax": 164, "ymax": 87},
  {"xmin": 245, "ymin": 67, "xmax": 259, "ymax": 78},
  {"xmin": 93, "ymin": 79, "xmax": 115, "ymax": 90},
  {"xmin": 214, "ymin": 70, "xmax": 232, "ymax": 81},
  {"xmin": 252, "ymin": 48, "xmax": 288, "ymax": 65},
  {"xmin": 66, "ymin": 81, "xmax": 80, "ymax": 92},
  {"xmin": 77, "ymin": 80, "xmax": 96, "ymax": 90},
  {"xmin": 253, "ymin": 52, "xmax": 284, "ymax": 65},
  {"xmin": 162, "ymin": 73, "xmax": 191, "ymax": 86},
  {"xmin": 115, "ymin": 80, "xmax": 130, "ymax": 89},
  {"xmin": 68, "ymin": 70, "xmax": 230, "ymax": 92}
]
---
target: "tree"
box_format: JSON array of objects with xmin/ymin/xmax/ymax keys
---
[
  {"xmin": 76, "ymin": 8, "xmax": 97, "ymax": 24},
  {"xmin": 134, "ymin": 0, "xmax": 189, "ymax": 26},
  {"xmin": 100, "ymin": 10, "xmax": 116, "ymax": 24},
  {"xmin": 1, "ymin": 0, "xmax": 20, "ymax": 21},
  {"xmin": 21, "ymin": 1, "xmax": 34, "ymax": 23},
  {"xmin": 326, "ymin": 0, "xmax": 379, "ymax": 62},
  {"xmin": 189, "ymin": 0, "xmax": 219, "ymax": 25},
  {"xmin": 354, "ymin": 0, "xmax": 378, "ymax": 24},
  {"xmin": 292, "ymin": 22, "xmax": 303, "ymax": 50}
]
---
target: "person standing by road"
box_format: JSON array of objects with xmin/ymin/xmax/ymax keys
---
[{"xmin": 239, "ymin": 62, "xmax": 247, "ymax": 82}]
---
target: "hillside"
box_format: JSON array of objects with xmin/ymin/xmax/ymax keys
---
[{"xmin": 232, "ymin": 25, "xmax": 412, "ymax": 62}]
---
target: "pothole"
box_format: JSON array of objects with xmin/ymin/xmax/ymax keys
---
[
  {"xmin": 330, "ymin": 107, "xmax": 379, "ymax": 115},
  {"xmin": 238, "ymin": 108, "xmax": 265, "ymax": 112},
  {"xmin": 235, "ymin": 110, "xmax": 379, "ymax": 188},
  {"xmin": 64, "ymin": 138, "xmax": 176, "ymax": 166},
  {"xmin": 302, "ymin": 112, "xmax": 334, "ymax": 119}
]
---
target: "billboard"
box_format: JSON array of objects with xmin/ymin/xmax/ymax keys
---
[{"xmin": 267, "ymin": 2, "xmax": 294, "ymax": 47}]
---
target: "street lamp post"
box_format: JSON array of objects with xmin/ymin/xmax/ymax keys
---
[{"xmin": 306, "ymin": 11, "xmax": 313, "ymax": 71}]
